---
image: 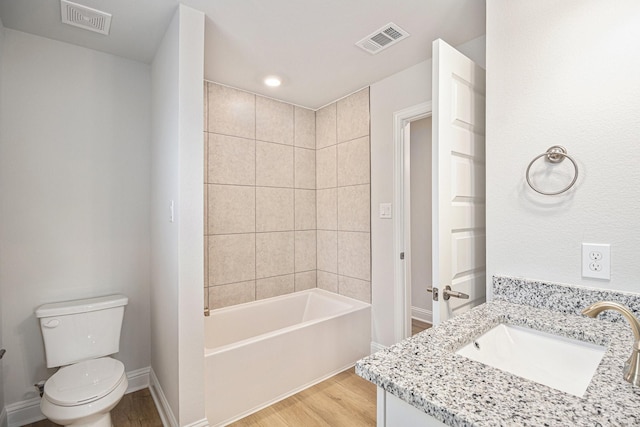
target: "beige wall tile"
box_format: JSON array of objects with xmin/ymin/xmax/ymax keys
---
[
  {"xmin": 209, "ymin": 281, "xmax": 256, "ymax": 309},
  {"xmin": 338, "ymin": 231, "xmax": 370, "ymax": 281},
  {"xmin": 295, "ymin": 230, "xmax": 316, "ymax": 272},
  {"xmin": 295, "ymin": 271, "xmax": 317, "ymax": 291},
  {"xmin": 256, "ymin": 187, "xmax": 294, "ymax": 232},
  {"xmin": 294, "ymin": 106, "xmax": 315, "ymax": 149},
  {"xmin": 316, "ymin": 145, "xmax": 336, "ymax": 189},
  {"xmin": 256, "ymin": 231, "xmax": 294, "ymax": 278},
  {"xmin": 257, "ymin": 274, "xmax": 294, "ymax": 300},
  {"xmin": 337, "ymin": 88, "xmax": 369, "ymax": 143},
  {"xmin": 337, "ymin": 184, "xmax": 370, "ymax": 232},
  {"xmin": 209, "ymin": 234, "xmax": 256, "ymax": 285},
  {"xmin": 295, "ymin": 189, "xmax": 316, "ymax": 230},
  {"xmin": 317, "ymin": 230, "xmax": 337, "ymax": 273},
  {"xmin": 316, "ymin": 188, "xmax": 337, "ymax": 230},
  {"xmin": 204, "ymin": 184, "xmax": 208, "ymax": 234},
  {"xmin": 208, "ymin": 185, "xmax": 255, "ymax": 234},
  {"xmin": 256, "ymin": 141, "xmax": 293, "ymax": 187},
  {"xmin": 317, "ymin": 271, "xmax": 338, "ymax": 293},
  {"xmin": 203, "ymin": 82, "xmax": 209, "ymax": 132},
  {"xmin": 204, "ymin": 132, "xmax": 208, "ymax": 183},
  {"xmin": 204, "ymin": 236, "xmax": 208, "ymax": 287},
  {"xmin": 208, "ymin": 83, "xmax": 255, "ymax": 139},
  {"xmin": 256, "ymin": 96, "xmax": 294, "ymax": 145},
  {"xmin": 204, "ymin": 286, "xmax": 209, "ymax": 308},
  {"xmin": 294, "ymin": 148, "xmax": 315, "ymax": 189},
  {"xmin": 338, "ymin": 275, "xmax": 371, "ymax": 303},
  {"xmin": 315, "ymin": 102, "xmax": 336, "ymax": 149},
  {"xmin": 337, "ymin": 136, "xmax": 370, "ymax": 186},
  {"xmin": 208, "ymin": 133, "xmax": 255, "ymax": 185}
]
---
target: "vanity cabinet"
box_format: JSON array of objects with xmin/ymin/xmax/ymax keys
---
[{"xmin": 377, "ymin": 388, "xmax": 447, "ymax": 427}]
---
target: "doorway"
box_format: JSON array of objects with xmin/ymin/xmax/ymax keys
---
[
  {"xmin": 408, "ymin": 117, "xmax": 433, "ymax": 332},
  {"xmin": 392, "ymin": 102, "xmax": 432, "ymax": 342}
]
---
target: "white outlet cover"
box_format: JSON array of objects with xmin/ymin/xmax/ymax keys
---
[{"xmin": 582, "ymin": 243, "xmax": 610, "ymax": 280}]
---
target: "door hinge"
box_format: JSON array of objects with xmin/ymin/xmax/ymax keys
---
[{"xmin": 400, "ymin": 252, "xmax": 404, "ymax": 260}]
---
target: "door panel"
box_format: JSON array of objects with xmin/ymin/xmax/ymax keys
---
[{"xmin": 432, "ymin": 39, "xmax": 486, "ymax": 325}]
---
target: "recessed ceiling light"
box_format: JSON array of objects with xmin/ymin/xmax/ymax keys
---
[{"xmin": 264, "ymin": 76, "xmax": 281, "ymax": 87}]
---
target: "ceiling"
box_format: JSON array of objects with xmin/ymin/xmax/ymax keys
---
[{"xmin": 0, "ymin": 0, "xmax": 485, "ymax": 109}]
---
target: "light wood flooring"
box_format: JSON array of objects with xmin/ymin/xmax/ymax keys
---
[
  {"xmin": 230, "ymin": 368, "xmax": 376, "ymax": 427},
  {"xmin": 412, "ymin": 318, "xmax": 432, "ymax": 335},
  {"xmin": 21, "ymin": 388, "xmax": 162, "ymax": 427}
]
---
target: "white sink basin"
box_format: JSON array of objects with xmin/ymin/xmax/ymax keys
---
[{"xmin": 456, "ymin": 324, "xmax": 605, "ymax": 397}]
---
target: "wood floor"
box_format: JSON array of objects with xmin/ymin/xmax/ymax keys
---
[
  {"xmin": 21, "ymin": 388, "xmax": 162, "ymax": 427},
  {"xmin": 230, "ymin": 368, "xmax": 376, "ymax": 427},
  {"xmin": 412, "ymin": 318, "xmax": 432, "ymax": 335}
]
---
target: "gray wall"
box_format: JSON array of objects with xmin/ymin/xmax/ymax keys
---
[{"xmin": 0, "ymin": 28, "xmax": 151, "ymax": 405}]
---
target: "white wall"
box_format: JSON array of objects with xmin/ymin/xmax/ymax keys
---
[
  {"xmin": 486, "ymin": 1, "xmax": 640, "ymax": 296},
  {"xmin": 0, "ymin": 15, "xmax": 6, "ymax": 427},
  {"xmin": 150, "ymin": 4, "xmax": 205, "ymax": 425},
  {"xmin": 370, "ymin": 36, "xmax": 485, "ymax": 347},
  {"xmin": 409, "ymin": 118, "xmax": 432, "ymax": 320},
  {"xmin": 0, "ymin": 29, "xmax": 151, "ymax": 404}
]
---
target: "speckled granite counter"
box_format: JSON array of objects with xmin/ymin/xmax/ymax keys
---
[{"xmin": 356, "ymin": 277, "xmax": 640, "ymax": 426}]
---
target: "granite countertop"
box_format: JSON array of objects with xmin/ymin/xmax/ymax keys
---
[{"xmin": 356, "ymin": 299, "xmax": 640, "ymax": 426}]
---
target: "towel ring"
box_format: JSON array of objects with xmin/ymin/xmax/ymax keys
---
[{"xmin": 526, "ymin": 146, "xmax": 578, "ymax": 196}]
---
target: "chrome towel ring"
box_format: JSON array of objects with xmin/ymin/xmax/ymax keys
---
[{"xmin": 525, "ymin": 145, "xmax": 578, "ymax": 196}]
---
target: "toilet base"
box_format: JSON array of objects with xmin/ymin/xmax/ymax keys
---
[{"xmin": 64, "ymin": 412, "xmax": 111, "ymax": 427}]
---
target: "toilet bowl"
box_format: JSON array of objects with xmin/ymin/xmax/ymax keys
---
[
  {"xmin": 35, "ymin": 294, "xmax": 129, "ymax": 427},
  {"xmin": 40, "ymin": 358, "xmax": 128, "ymax": 427}
]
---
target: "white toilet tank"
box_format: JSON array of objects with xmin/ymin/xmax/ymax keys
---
[{"xmin": 35, "ymin": 294, "xmax": 128, "ymax": 368}]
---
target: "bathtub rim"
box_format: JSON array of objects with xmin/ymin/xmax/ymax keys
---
[{"xmin": 204, "ymin": 288, "xmax": 370, "ymax": 356}]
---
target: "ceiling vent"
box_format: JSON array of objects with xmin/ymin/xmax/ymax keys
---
[
  {"xmin": 355, "ymin": 22, "xmax": 410, "ymax": 55},
  {"xmin": 60, "ymin": 0, "xmax": 112, "ymax": 35}
]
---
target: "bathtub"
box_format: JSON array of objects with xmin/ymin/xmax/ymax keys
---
[{"xmin": 204, "ymin": 288, "xmax": 371, "ymax": 426}]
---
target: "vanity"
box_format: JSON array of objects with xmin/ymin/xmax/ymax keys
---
[{"xmin": 356, "ymin": 276, "xmax": 640, "ymax": 426}]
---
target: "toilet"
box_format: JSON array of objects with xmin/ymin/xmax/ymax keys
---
[{"xmin": 35, "ymin": 294, "xmax": 129, "ymax": 427}]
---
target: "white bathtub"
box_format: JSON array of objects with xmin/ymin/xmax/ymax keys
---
[{"xmin": 204, "ymin": 288, "xmax": 371, "ymax": 426}]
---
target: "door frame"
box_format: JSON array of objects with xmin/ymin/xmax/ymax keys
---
[{"xmin": 392, "ymin": 101, "xmax": 432, "ymax": 343}]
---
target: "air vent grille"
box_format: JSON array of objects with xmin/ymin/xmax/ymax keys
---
[
  {"xmin": 356, "ymin": 22, "xmax": 410, "ymax": 55},
  {"xmin": 60, "ymin": 0, "xmax": 112, "ymax": 35}
]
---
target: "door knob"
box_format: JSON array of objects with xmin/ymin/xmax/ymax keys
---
[
  {"xmin": 426, "ymin": 287, "xmax": 438, "ymax": 301},
  {"xmin": 443, "ymin": 285, "xmax": 469, "ymax": 301}
]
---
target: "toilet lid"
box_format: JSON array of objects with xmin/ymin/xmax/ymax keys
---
[{"xmin": 44, "ymin": 357, "xmax": 125, "ymax": 407}]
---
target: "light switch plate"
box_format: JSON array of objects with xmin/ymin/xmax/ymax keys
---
[
  {"xmin": 379, "ymin": 203, "xmax": 392, "ymax": 219},
  {"xmin": 582, "ymin": 243, "xmax": 610, "ymax": 280}
]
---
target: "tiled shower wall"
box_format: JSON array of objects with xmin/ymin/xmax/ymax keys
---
[
  {"xmin": 204, "ymin": 82, "xmax": 370, "ymax": 309},
  {"xmin": 315, "ymin": 89, "xmax": 371, "ymax": 302}
]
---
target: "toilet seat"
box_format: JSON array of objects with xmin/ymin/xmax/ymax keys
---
[{"xmin": 44, "ymin": 357, "xmax": 125, "ymax": 407}]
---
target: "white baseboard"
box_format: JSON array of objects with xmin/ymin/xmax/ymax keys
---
[
  {"xmin": 0, "ymin": 406, "xmax": 7, "ymax": 427},
  {"xmin": 411, "ymin": 306, "xmax": 432, "ymax": 324},
  {"xmin": 370, "ymin": 342, "xmax": 386, "ymax": 354},
  {"xmin": 149, "ymin": 368, "xmax": 178, "ymax": 427},
  {"xmin": 185, "ymin": 419, "xmax": 209, "ymax": 427},
  {"xmin": 5, "ymin": 366, "xmax": 151, "ymax": 427},
  {"xmin": 126, "ymin": 366, "xmax": 151, "ymax": 393},
  {"xmin": 6, "ymin": 397, "xmax": 41, "ymax": 427}
]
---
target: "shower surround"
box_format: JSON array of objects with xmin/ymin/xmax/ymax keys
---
[{"xmin": 204, "ymin": 83, "xmax": 370, "ymax": 309}]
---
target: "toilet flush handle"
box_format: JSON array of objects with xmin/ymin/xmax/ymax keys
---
[{"xmin": 43, "ymin": 319, "xmax": 60, "ymax": 328}]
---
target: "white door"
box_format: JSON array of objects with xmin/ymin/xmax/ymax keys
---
[{"xmin": 431, "ymin": 39, "xmax": 486, "ymax": 325}]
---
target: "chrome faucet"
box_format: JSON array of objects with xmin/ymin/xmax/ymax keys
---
[{"xmin": 582, "ymin": 301, "xmax": 640, "ymax": 386}]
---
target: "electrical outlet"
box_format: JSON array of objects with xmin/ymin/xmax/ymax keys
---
[{"xmin": 582, "ymin": 243, "xmax": 610, "ymax": 280}]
